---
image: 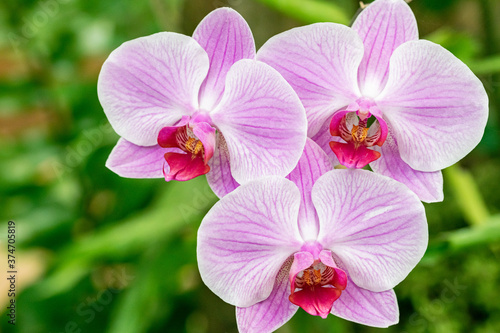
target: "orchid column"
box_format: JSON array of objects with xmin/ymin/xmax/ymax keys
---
[{"xmin": 98, "ymin": 8, "xmax": 307, "ymax": 197}]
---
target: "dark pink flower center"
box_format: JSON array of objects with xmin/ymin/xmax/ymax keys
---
[
  {"xmin": 289, "ymin": 260, "xmax": 347, "ymax": 319},
  {"xmin": 176, "ymin": 126, "xmax": 206, "ymax": 156},
  {"xmin": 157, "ymin": 119, "xmax": 216, "ymax": 181},
  {"xmin": 329, "ymin": 98, "xmax": 388, "ymax": 168}
]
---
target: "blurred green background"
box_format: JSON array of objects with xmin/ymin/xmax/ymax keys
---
[{"xmin": 1, "ymin": 0, "xmax": 500, "ymax": 332}]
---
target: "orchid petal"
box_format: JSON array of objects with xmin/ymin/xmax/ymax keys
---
[
  {"xmin": 210, "ymin": 59, "xmax": 307, "ymax": 185},
  {"xmin": 193, "ymin": 8, "xmax": 256, "ymax": 110},
  {"xmin": 370, "ymin": 130, "xmax": 444, "ymax": 203},
  {"xmin": 313, "ymin": 169, "xmax": 427, "ymax": 292},
  {"xmin": 197, "ymin": 177, "xmax": 303, "ymax": 307},
  {"xmin": 377, "ymin": 40, "xmax": 488, "ymax": 171},
  {"xmin": 206, "ymin": 134, "xmax": 240, "ymax": 198},
  {"xmin": 353, "ymin": 0, "xmax": 418, "ymax": 98},
  {"xmin": 331, "ymin": 276, "xmax": 399, "ymax": 327},
  {"xmin": 286, "ymin": 139, "xmax": 333, "ymax": 241},
  {"xmin": 106, "ymin": 138, "xmax": 164, "ymax": 178},
  {"xmin": 236, "ymin": 259, "xmax": 298, "ymax": 333},
  {"xmin": 310, "ymin": 118, "xmax": 341, "ymax": 166},
  {"xmin": 257, "ymin": 23, "xmax": 363, "ymax": 137},
  {"xmin": 98, "ymin": 32, "xmax": 209, "ymax": 146}
]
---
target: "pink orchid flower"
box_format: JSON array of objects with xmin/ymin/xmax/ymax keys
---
[
  {"xmin": 197, "ymin": 139, "xmax": 428, "ymax": 332},
  {"xmin": 257, "ymin": 0, "xmax": 488, "ymax": 203},
  {"xmin": 98, "ymin": 8, "xmax": 307, "ymax": 195}
]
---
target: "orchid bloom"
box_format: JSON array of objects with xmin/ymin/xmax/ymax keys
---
[
  {"xmin": 257, "ymin": 0, "xmax": 488, "ymax": 203},
  {"xmin": 198, "ymin": 139, "xmax": 428, "ymax": 332},
  {"xmin": 98, "ymin": 8, "xmax": 307, "ymax": 196}
]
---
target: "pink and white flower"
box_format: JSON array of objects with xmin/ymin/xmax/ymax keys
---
[
  {"xmin": 197, "ymin": 139, "xmax": 428, "ymax": 332},
  {"xmin": 98, "ymin": 8, "xmax": 307, "ymax": 195},
  {"xmin": 257, "ymin": 0, "xmax": 488, "ymax": 203}
]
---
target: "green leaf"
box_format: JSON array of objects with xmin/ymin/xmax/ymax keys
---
[
  {"xmin": 254, "ymin": 0, "xmax": 350, "ymax": 25},
  {"xmin": 425, "ymin": 214, "xmax": 500, "ymax": 259},
  {"xmin": 31, "ymin": 177, "xmax": 217, "ymax": 299},
  {"xmin": 448, "ymin": 215, "xmax": 500, "ymax": 250},
  {"xmin": 444, "ymin": 165, "xmax": 490, "ymax": 227},
  {"xmin": 467, "ymin": 55, "xmax": 500, "ymax": 75}
]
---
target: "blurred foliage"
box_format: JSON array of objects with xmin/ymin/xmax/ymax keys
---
[{"xmin": 1, "ymin": 0, "xmax": 500, "ymax": 332}]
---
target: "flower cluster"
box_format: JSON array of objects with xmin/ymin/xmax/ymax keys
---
[{"xmin": 98, "ymin": 0, "xmax": 488, "ymax": 332}]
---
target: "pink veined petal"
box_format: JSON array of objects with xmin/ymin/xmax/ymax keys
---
[
  {"xmin": 286, "ymin": 139, "xmax": 333, "ymax": 241},
  {"xmin": 206, "ymin": 133, "xmax": 240, "ymax": 198},
  {"xmin": 236, "ymin": 258, "xmax": 298, "ymax": 333},
  {"xmin": 210, "ymin": 59, "xmax": 307, "ymax": 185},
  {"xmin": 310, "ymin": 117, "xmax": 341, "ymax": 166},
  {"xmin": 197, "ymin": 177, "xmax": 303, "ymax": 307},
  {"xmin": 105, "ymin": 138, "xmax": 165, "ymax": 178},
  {"xmin": 312, "ymin": 169, "xmax": 428, "ymax": 292},
  {"xmin": 193, "ymin": 7, "xmax": 256, "ymax": 110},
  {"xmin": 376, "ymin": 40, "xmax": 488, "ymax": 171},
  {"xmin": 98, "ymin": 32, "xmax": 209, "ymax": 146},
  {"xmin": 352, "ymin": 0, "xmax": 418, "ymax": 98},
  {"xmin": 331, "ymin": 275, "xmax": 399, "ymax": 328},
  {"xmin": 370, "ymin": 129, "xmax": 444, "ymax": 203},
  {"xmin": 257, "ymin": 23, "xmax": 363, "ymax": 137}
]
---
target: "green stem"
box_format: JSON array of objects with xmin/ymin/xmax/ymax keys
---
[
  {"xmin": 468, "ymin": 55, "xmax": 500, "ymax": 75},
  {"xmin": 448, "ymin": 215, "xmax": 500, "ymax": 250},
  {"xmin": 479, "ymin": 0, "xmax": 498, "ymax": 55},
  {"xmin": 254, "ymin": 0, "xmax": 350, "ymax": 25},
  {"xmin": 425, "ymin": 214, "xmax": 500, "ymax": 260},
  {"xmin": 443, "ymin": 164, "xmax": 490, "ymax": 227}
]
